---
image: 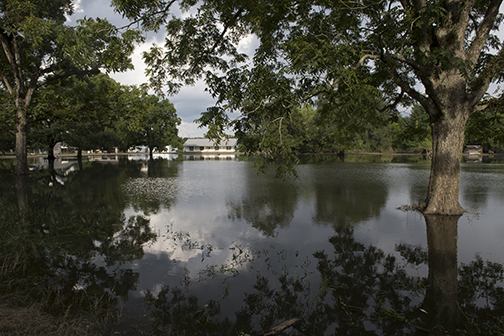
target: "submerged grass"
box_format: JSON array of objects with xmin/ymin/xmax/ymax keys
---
[
  {"xmin": 0, "ymin": 252, "xmax": 108, "ymax": 336},
  {"xmin": 0, "ymin": 298, "xmax": 97, "ymax": 336}
]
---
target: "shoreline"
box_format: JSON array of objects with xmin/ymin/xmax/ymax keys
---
[{"xmin": 1, "ymin": 151, "xmax": 501, "ymax": 160}]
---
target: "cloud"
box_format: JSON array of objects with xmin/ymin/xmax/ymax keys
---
[
  {"xmin": 68, "ymin": 3, "xmax": 215, "ymax": 138},
  {"xmin": 67, "ymin": 1, "xmax": 255, "ymax": 139},
  {"xmin": 238, "ymin": 34, "xmax": 259, "ymax": 55},
  {"xmin": 179, "ymin": 121, "xmax": 207, "ymax": 139},
  {"xmin": 109, "ymin": 43, "xmax": 216, "ymax": 138}
]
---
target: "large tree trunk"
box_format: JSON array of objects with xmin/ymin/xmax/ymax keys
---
[
  {"xmin": 423, "ymin": 114, "xmax": 467, "ymax": 215},
  {"xmin": 15, "ymin": 105, "xmax": 29, "ymax": 176}
]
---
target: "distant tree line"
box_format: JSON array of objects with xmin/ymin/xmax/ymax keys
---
[
  {"xmin": 3, "ymin": 73, "xmax": 502, "ymax": 157},
  {"xmin": 236, "ymin": 103, "xmax": 504, "ymax": 155},
  {"xmin": 0, "ymin": 73, "xmax": 183, "ymax": 158}
]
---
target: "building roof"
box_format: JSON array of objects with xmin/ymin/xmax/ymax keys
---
[{"xmin": 183, "ymin": 138, "xmax": 238, "ymax": 147}]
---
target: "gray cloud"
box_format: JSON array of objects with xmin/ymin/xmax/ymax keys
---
[{"xmin": 68, "ymin": 0, "xmax": 213, "ymax": 137}]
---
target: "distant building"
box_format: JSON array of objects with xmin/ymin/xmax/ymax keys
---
[
  {"xmin": 182, "ymin": 138, "xmax": 238, "ymax": 153},
  {"xmin": 463, "ymin": 145, "xmax": 482, "ymax": 154},
  {"xmin": 128, "ymin": 146, "xmax": 149, "ymax": 153}
]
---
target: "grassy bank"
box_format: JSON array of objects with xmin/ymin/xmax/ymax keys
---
[{"xmin": 0, "ymin": 298, "xmax": 97, "ymax": 336}]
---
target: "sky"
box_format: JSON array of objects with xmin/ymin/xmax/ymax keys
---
[{"xmin": 68, "ymin": 0, "xmax": 225, "ymax": 138}]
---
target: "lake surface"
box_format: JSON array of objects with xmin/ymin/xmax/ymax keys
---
[{"xmin": 1, "ymin": 154, "xmax": 504, "ymax": 335}]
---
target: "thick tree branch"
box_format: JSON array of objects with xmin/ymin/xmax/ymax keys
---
[
  {"xmin": 0, "ymin": 68, "xmax": 14, "ymax": 94},
  {"xmin": 24, "ymin": 67, "xmax": 40, "ymax": 109},
  {"xmin": 388, "ymin": 53, "xmax": 421, "ymax": 72},
  {"xmin": 412, "ymin": 0, "xmax": 426, "ymax": 11},
  {"xmin": 468, "ymin": 47, "xmax": 504, "ymax": 109},
  {"xmin": 473, "ymin": 103, "xmax": 488, "ymax": 113},
  {"xmin": 466, "ymin": 0, "xmax": 502, "ymax": 65},
  {"xmin": 0, "ymin": 33, "xmax": 19, "ymax": 94},
  {"xmin": 389, "ymin": 68, "xmax": 436, "ymax": 116},
  {"xmin": 390, "ymin": 71, "xmax": 423, "ymax": 104},
  {"xmin": 379, "ymin": 90, "xmax": 404, "ymax": 113},
  {"xmin": 12, "ymin": 35, "xmax": 24, "ymax": 93},
  {"xmin": 399, "ymin": 0, "xmax": 411, "ymax": 10},
  {"xmin": 380, "ymin": 50, "xmax": 441, "ymax": 114},
  {"xmin": 356, "ymin": 53, "xmax": 379, "ymax": 68},
  {"xmin": 453, "ymin": 0, "xmax": 474, "ymax": 38}
]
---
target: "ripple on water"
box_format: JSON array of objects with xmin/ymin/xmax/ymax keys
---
[{"xmin": 122, "ymin": 177, "xmax": 179, "ymax": 205}]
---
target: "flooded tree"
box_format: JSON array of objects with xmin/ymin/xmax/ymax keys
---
[
  {"xmin": 112, "ymin": 0, "xmax": 504, "ymax": 215},
  {"xmin": 114, "ymin": 86, "xmax": 182, "ymax": 160}
]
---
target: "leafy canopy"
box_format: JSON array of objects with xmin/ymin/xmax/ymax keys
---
[{"xmin": 112, "ymin": 0, "xmax": 504, "ymax": 161}]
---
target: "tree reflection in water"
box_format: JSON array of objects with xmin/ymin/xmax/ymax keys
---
[
  {"xmin": 1, "ymin": 159, "xmax": 161, "ymax": 332},
  {"xmin": 146, "ymin": 215, "xmax": 504, "ymax": 336},
  {"xmin": 2, "ymin": 158, "xmax": 503, "ymax": 335}
]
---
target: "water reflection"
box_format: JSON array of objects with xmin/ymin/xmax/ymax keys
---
[
  {"xmin": 1, "ymin": 159, "xmax": 160, "ymax": 331},
  {"xmin": 145, "ymin": 215, "xmax": 504, "ymax": 336},
  {"xmin": 122, "ymin": 158, "xmax": 180, "ymax": 215},
  {"xmin": 184, "ymin": 154, "xmax": 238, "ymax": 160},
  {"xmin": 422, "ymin": 215, "xmax": 460, "ymax": 334},
  {"xmin": 226, "ymin": 165, "xmax": 299, "ymax": 236},
  {"xmin": 302, "ymin": 164, "xmax": 389, "ymax": 229},
  {"xmin": 1, "ymin": 155, "xmax": 503, "ymax": 335}
]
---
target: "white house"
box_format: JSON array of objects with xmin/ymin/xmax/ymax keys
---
[{"xmin": 183, "ymin": 138, "xmax": 238, "ymax": 153}]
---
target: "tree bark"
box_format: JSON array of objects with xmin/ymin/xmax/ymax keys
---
[
  {"xmin": 423, "ymin": 114, "xmax": 467, "ymax": 215},
  {"xmin": 15, "ymin": 105, "xmax": 29, "ymax": 175}
]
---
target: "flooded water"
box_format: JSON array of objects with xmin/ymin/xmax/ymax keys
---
[{"xmin": 1, "ymin": 154, "xmax": 504, "ymax": 335}]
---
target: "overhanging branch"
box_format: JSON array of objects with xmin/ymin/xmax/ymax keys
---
[
  {"xmin": 466, "ymin": 0, "xmax": 502, "ymax": 65},
  {"xmin": 379, "ymin": 90, "xmax": 404, "ymax": 113},
  {"xmin": 389, "ymin": 68, "xmax": 433, "ymax": 112},
  {"xmin": 469, "ymin": 47, "xmax": 504, "ymax": 108},
  {"xmin": 116, "ymin": 0, "xmax": 178, "ymax": 31},
  {"xmin": 0, "ymin": 69, "xmax": 14, "ymax": 95}
]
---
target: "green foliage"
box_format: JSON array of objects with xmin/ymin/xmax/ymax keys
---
[
  {"xmin": 25, "ymin": 74, "xmax": 122, "ymax": 153},
  {"xmin": 0, "ymin": 161, "xmax": 160, "ymax": 329},
  {"xmin": 17, "ymin": 73, "xmax": 182, "ymax": 155},
  {"xmin": 391, "ymin": 105, "xmax": 432, "ymax": 152},
  {"xmin": 466, "ymin": 96, "xmax": 504, "ymax": 150},
  {"xmin": 111, "ymin": 0, "xmax": 504, "ymax": 209},
  {"xmin": 114, "ymin": 85, "xmax": 182, "ymax": 154},
  {"xmin": 0, "ymin": 0, "xmax": 142, "ymax": 173}
]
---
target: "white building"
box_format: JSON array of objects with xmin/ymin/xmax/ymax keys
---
[{"xmin": 182, "ymin": 138, "xmax": 238, "ymax": 153}]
